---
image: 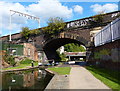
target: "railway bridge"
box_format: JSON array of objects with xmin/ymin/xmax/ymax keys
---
[{"xmin": 1, "ymin": 11, "xmax": 120, "ymax": 61}]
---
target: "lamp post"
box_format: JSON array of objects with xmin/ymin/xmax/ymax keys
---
[{"xmin": 9, "ymin": 11, "xmax": 12, "ymax": 42}]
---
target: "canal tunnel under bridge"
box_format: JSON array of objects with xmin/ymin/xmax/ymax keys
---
[{"xmin": 43, "ymin": 38, "xmax": 88, "ymax": 61}]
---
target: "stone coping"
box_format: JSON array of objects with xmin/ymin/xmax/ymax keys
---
[
  {"xmin": 0, "ymin": 66, "xmax": 44, "ymax": 73},
  {"xmin": 45, "ymin": 68, "xmax": 69, "ymax": 90}
]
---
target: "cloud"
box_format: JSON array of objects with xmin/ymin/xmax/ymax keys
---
[
  {"xmin": 73, "ymin": 5, "xmax": 83, "ymax": 14},
  {"xmin": 27, "ymin": 0, "xmax": 72, "ymax": 22},
  {"xmin": 0, "ymin": 0, "xmax": 73, "ymax": 36},
  {"xmin": 0, "ymin": 1, "xmax": 27, "ymax": 35},
  {"xmin": 90, "ymin": 3, "xmax": 118, "ymax": 13}
]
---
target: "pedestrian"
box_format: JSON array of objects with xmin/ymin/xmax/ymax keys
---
[{"xmin": 31, "ymin": 61, "xmax": 34, "ymax": 67}]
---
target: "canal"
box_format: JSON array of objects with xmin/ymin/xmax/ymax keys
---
[{"xmin": 1, "ymin": 68, "xmax": 53, "ymax": 91}]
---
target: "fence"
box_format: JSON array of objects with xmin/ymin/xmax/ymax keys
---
[{"xmin": 94, "ymin": 17, "xmax": 120, "ymax": 47}]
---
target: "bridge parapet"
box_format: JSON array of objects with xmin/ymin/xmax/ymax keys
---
[
  {"xmin": 66, "ymin": 11, "xmax": 120, "ymax": 29},
  {"xmin": 1, "ymin": 11, "xmax": 119, "ymax": 42}
]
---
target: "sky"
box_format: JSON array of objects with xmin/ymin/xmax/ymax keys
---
[{"xmin": 0, "ymin": 0, "xmax": 119, "ymax": 36}]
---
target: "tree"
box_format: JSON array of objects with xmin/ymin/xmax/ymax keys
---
[
  {"xmin": 21, "ymin": 27, "xmax": 41, "ymax": 39},
  {"xmin": 64, "ymin": 43, "xmax": 86, "ymax": 52},
  {"xmin": 42, "ymin": 17, "xmax": 66, "ymax": 36},
  {"xmin": 30, "ymin": 29, "xmax": 40, "ymax": 35},
  {"xmin": 20, "ymin": 27, "xmax": 30, "ymax": 39},
  {"xmin": 56, "ymin": 51, "xmax": 67, "ymax": 62}
]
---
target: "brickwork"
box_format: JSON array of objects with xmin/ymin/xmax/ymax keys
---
[
  {"xmin": 90, "ymin": 39, "xmax": 120, "ymax": 70},
  {"xmin": 22, "ymin": 43, "xmax": 39, "ymax": 61},
  {"xmin": 66, "ymin": 28, "xmax": 91, "ymax": 42},
  {"xmin": 58, "ymin": 29, "xmax": 91, "ymax": 47},
  {"xmin": 0, "ymin": 50, "xmax": 9, "ymax": 68},
  {"xmin": 94, "ymin": 39, "xmax": 120, "ymax": 50}
]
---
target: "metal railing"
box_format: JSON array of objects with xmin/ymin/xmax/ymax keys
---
[{"xmin": 94, "ymin": 17, "xmax": 120, "ymax": 47}]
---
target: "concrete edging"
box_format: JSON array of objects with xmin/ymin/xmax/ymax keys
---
[
  {"xmin": 1, "ymin": 66, "xmax": 41, "ymax": 73},
  {"xmin": 45, "ymin": 68, "xmax": 69, "ymax": 89},
  {"xmin": 45, "ymin": 69, "xmax": 56, "ymax": 90}
]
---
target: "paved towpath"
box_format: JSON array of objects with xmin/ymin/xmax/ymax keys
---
[
  {"xmin": 69, "ymin": 66, "xmax": 111, "ymax": 90},
  {"xmin": 46, "ymin": 65, "xmax": 112, "ymax": 90}
]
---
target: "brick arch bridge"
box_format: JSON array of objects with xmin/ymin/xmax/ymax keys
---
[
  {"xmin": 1, "ymin": 11, "xmax": 120, "ymax": 61},
  {"xmin": 41, "ymin": 11, "xmax": 120, "ymax": 60},
  {"xmin": 42, "ymin": 29, "xmax": 91, "ymax": 60}
]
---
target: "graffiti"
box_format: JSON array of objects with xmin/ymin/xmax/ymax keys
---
[
  {"xmin": 66, "ymin": 18, "xmax": 93, "ymax": 28},
  {"xmin": 66, "ymin": 11, "xmax": 120, "ymax": 29}
]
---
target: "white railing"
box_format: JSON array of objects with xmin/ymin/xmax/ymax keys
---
[{"xmin": 94, "ymin": 17, "xmax": 120, "ymax": 47}]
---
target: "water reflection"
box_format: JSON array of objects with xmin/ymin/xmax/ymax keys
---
[{"xmin": 2, "ymin": 68, "xmax": 53, "ymax": 91}]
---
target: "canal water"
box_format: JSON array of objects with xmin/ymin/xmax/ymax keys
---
[{"xmin": 1, "ymin": 68, "xmax": 53, "ymax": 91}]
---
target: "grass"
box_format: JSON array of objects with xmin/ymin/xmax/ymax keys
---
[
  {"xmin": 86, "ymin": 66, "xmax": 120, "ymax": 91},
  {"xmin": 20, "ymin": 58, "xmax": 33, "ymax": 64},
  {"xmin": 2, "ymin": 62, "xmax": 38, "ymax": 70},
  {"xmin": 48, "ymin": 67, "xmax": 71, "ymax": 75}
]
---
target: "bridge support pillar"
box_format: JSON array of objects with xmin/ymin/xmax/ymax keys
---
[{"xmin": 86, "ymin": 46, "xmax": 93, "ymax": 62}]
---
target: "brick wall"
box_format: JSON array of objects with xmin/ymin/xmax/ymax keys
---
[
  {"xmin": 22, "ymin": 43, "xmax": 39, "ymax": 61},
  {"xmin": 89, "ymin": 39, "xmax": 120, "ymax": 70}
]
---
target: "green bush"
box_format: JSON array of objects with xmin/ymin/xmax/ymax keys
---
[
  {"xmin": 42, "ymin": 17, "xmax": 66, "ymax": 36},
  {"xmin": 20, "ymin": 58, "xmax": 33, "ymax": 64},
  {"xmin": 59, "ymin": 53, "xmax": 67, "ymax": 61},
  {"xmin": 90, "ymin": 14, "xmax": 103, "ymax": 27},
  {"xmin": 20, "ymin": 27, "xmax": 30, "ymax": 39},
  {"xmin": 3, "ymin": 55, "xmax": 16, "ymax": 66},
  {"xmin": 20, "ymin": 27, "xmax": 41, "ymax": 40}
]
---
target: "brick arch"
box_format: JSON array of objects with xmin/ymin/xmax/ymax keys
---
[
  {"xmin": 43, "ymin": 37, "xmax": 88, "ymax": 60},
  {"xmin": 43, "ymin": 30, "xmax": 90, "ymax": 49}
]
